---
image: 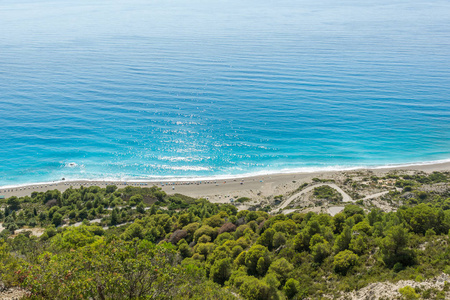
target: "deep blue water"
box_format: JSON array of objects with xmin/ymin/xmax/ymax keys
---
[{"xmin": 1, "ymin": 0, "xmax": 450, "ymax": 186}]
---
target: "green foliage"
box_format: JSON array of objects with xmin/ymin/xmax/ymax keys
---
[
  {"xmin": 398, "ymin": 285, "xmax": 419, "ymax": 299},
  {"xmin": 3, "ymin": 177, "xmax": 450, "ymax": 300},
  {"xmin": 334, "ymin": 225, "xmax": 352, "ymax": 252},
  {"xmin": 380, "ymin": 225, "xmax": 416, "ymax": 268},
  {"xmin": 236, "ymin": 197, "xmax": 251, "ymax": 203},
  {"xmin": 268, "ymin": 258, "xmax": 293, "ymax": 284},
  {"xmin": 311, "ymin": 240, "xmax": 331, "ymax": 263},
  {"xmin": 51, "ymin": 212, "xmax": 63, "ymax": 226},
  {"xmin": 194, "ymin": 225, "xmax": 217, "ymax": 242},
  {"xmin": 52, "ymin": 225, "xmax": 103, "ymax": 250},
  {"xmin": 333, "ymin": 250, "xmax": 359, "ymax": 274},
  {"xmin": 105, "ymin": 185, "xmax": 117, "ymax": 193},
  {"xmin": 7, "ymin": 196, "xmax": 21, "ymax": 210},
  {"xmin": 238, "ymin": 276, "xmax": 271, "ymax": 300},
  {"xmin": 245, "ymin": 244, "xmax": 270, "ymax": 275},
  {"xmin": 121, "ymin": 223, "xmax": 144, "ymax": 240},
  {"xmin": 21, "ymin": 239, "xmax": 210, "ymax": 299},
  {"xmin": 284, "ymin": 278, "xmax": 300, "ymax": 299},
  {"xmin": 210, "ymin": 258, "xmax": 232, "ymax": 285},
  {"xmin": 343, "ymin": 205, "xmax": 364, "ymax": 217},
  {"xmin": 0, "ymin": 241, "xmax": 21, "ymax": 288},
  {"xmin": 313, "ymin": 185, "xmax": 343, "ymax": 201}
]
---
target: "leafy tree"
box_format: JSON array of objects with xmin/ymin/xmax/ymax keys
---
[
  {"xmin": 256, "ymin": 256, "xmax": 270, "ymax": 276},
  {"xmin": 7, "ymin": 196, "xmax": 20, "ymax": 211},
  {"xmin": 343, "ymin": 205, "xmax": 364, "ymax": 217},
  {"xmin": 334, "ymin": 225, "xmax": 352, "ymax": 252},
  {"xmin": 272, "ymin": 220, "xmax": 298, "ymax": 235},
  {"xmin": 311, "ymin": 241, "xmax": 331, "ymax": 263},
  {"xmin": 239, "ymin": 276, "xmax": 270, "ymax": 300},
  {"xmin": 352, "ymin": 220, "xmax": 372, "ymax": 236},
  {"xmin": 293, "ymin": 231, "xmax": 310, "ymax": 252},
  {"xmin": 105, "ymin": 185, "xmax": 117, "ymax": 193},
  {"xmin": 367, "ymin": 208, "xmax": 383, "ymax": 226},
  {"xmin": 52, "ymin": 226, "xmax": 100, "ymax": 249},
  {"xmin": 77, "ymin": 208, "xmax": 88, "ymax": 220},
  {"xmin": 380, "ymin": 225, "xmax": 415, "ymax": 268},
  {"xmin": 333, "ymin": 250, "xmax": 359, "ymax": 274},
  {"xmin": 210, "ymin": 258, "xmax": 232, "ymax": 285},
  {"xmin": 268, "ymin": 258, "xmax": 293, "ymax": 284},
  {"xmin": 245, "ymin": 245, "xmax": 270, "ymax": 275},
  {"xmin": 381, "ymin": 225, "xmax": 408, "ymax": 256},
  {"xmin": 6, "ymin": 222, "xmax": 18, "ymax": 234},
  {"xmin": 218, "ymin": 222, "xmax": 237, "ymax": 234},
  {"xmin": 332, "ymin": 213, "xmax": 346, "ymax": 234},
  {"xmin": 194, "ymin": 243, "xmax": 215, "ymax": 260},
  {"xmin": 136, "ymin": 203, "xmax": 145, "ymax": 214},
  {"xmin": 284, "ymin": 278, "xmax": 300, "ymax": 299},
  {"xmin": 231, "ymin": 245, "xmax": 243, "ymax": 258},
  {"xmin": 129, "ymin": 194, "xmax": 143, "ymax": 206},
  {"xmin": 272, "ymin": 232, "xmax": 286, "ymax": 249},
  {"xmin": 52, "ymin": 212, "xmax": 63, "ymax": 227},
  {"xmin": 204, "ymin": 215, "xmax": 225, "ymax": 228},
  {"xmin": 178, "ymin": 241, "xmax": 192, "ymax": 258},
  {"xmin": 121, "ymin": 223, "xmax": 144, "ymax": 240},
  {"xmin": 257, "ymin": 228, "xmax": 275, "ymax": 249},
  {"xmin": 111, "ymin": 209, "xmax": 119, "ymax": 225},
  {"xmin": 193, "ymin": 225, "xmax": 217, "ymax": 242},
  {"xmin": 245, "ymin": 211, "xmax": 259, "ymax": 223},
  {"xmin": 198, "ymin": 234, "xmax": 212, "ymax": 243}
]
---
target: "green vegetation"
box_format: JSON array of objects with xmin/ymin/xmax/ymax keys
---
[
  {"xmin": 236, "ymin": 197, "xmax": 251, "ymax": 203},
  {"xmin": 0, "ymin": 171, "xmax": 449, "ymax": 299},
  {"xmin": 313, "ymin": 185, "xmax": 343, "ymax": 202}
]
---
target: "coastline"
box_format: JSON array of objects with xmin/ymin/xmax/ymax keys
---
[{"xmin": 2, "ymin": 160, "xmax": 449, "ymax": 201}]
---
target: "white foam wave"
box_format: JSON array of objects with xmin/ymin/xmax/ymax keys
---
[
  {"xmin": 158, "ymin": 156, "xmax": 209, "ymax": 162},
  {"xmin": 1, "ymin": 158, "xmax": 449, "ymax": 189},
  {"xmin": 159, "ymin": 165, "xmax": 210, "ymax": 171}
]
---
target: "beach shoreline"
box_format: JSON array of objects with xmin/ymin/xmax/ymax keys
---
[{"xmin": 2, "ymin": 161, "xmax": 449, "ymax": 201}]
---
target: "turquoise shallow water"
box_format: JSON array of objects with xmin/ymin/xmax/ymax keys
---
[{"xmin": 0, "ymin": 0, "xmax": 450, "ymax": 186}]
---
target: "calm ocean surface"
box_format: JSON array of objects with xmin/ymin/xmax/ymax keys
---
[{"xmin": 1, "ymin": 0, "xmax": 449, "ymax": 186}]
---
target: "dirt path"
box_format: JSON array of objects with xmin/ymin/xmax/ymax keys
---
[
  {"xmin": 361, "ymin": 190, "xmax": 390, "ymax": 200},
  {"xmin": 273, "ymin": 183, "xmax": 354, "ymax": 213},
  {"xmin": 274, "ymin": 184, "xmax": 394, "ymax": 214}
]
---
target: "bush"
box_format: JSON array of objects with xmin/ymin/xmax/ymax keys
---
[
  {"xmin": 284, "ymin": 278, "xmax": 300, "ymax": 299},
  {"xmin": 398, "ymin": 285, "xmax": 419, "ymax": 299},
  {"xmin": 52, "ymin": 213, "xmax": 63, "ymax": 226},
  {"xmin": 105, "ymin": 185, "xmax": 117, "ymax": 193},
  {"xmin": 311, "ymin": 241, "xmax": 331, "ymax": 263},
  {"xmin": 168, "ymin": 230, "xmax": 188, "ymax": 245},
  {"xmin": 193, "ymin": 225, "xmax": 217, "ymax": 242},
  {"xmin": 210, "ymin": 258, "xmax": 232, "ymax": 285},
  {"xmin": 218, "ymin": 223, "xmax": 236, "ymax": 234},
  {"xmin": 313, "ymin": 186, "xmax": 342, "ymax": 201},
  {"xmin": 239, "ymin": 276, "xmax": 270, "ymax": 300},
  {"xmin": 236, "ymin": 197, "xmax": 251, "ymax": 203},
  {"xmin": 245, "ymin": 245, "xmax": 270, "ymax": 275},
  {"xmin": 333, "ymin": 250, "xmax": 359, "ymax": 275},
  {"xmin": 198, "ymin": 234, "xmax": 212, "ymax": 243}
]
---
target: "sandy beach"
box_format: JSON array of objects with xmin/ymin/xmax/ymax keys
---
[{"xmin": 1, "ymin": 161, "xmax": 449, "ymax": 203}]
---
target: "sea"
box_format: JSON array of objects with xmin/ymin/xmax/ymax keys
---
[{"xmin": 0, "ymin": 0, "xmax": 449, "ymax": 187}]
